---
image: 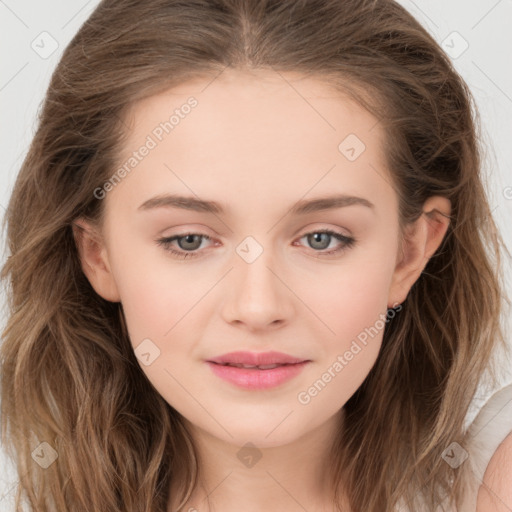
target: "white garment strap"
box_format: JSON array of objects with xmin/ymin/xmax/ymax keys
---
[{"xmin": 460, "ymin": 383, "xmax": 512, "ymax": 511}]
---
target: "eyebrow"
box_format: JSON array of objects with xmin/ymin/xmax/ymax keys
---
[{"xmin": 137, "ymin": 193, "xmax": 375, "ymax": 215}]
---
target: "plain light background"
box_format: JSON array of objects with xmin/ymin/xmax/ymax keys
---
[{"xmin": 1, "ymin": 1, "xmax": 511, "ymax": 509}]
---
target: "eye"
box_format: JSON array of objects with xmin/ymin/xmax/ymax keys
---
[
  {"xmin": 156, "ymin": 229, "xmax": 356, "ymax": 260},
  {"xmin": 295, "ymin": 229, "xmax": 356, "ymax": 257},
  {"xmin": 156, "ymin": 233, "xmax": 214, "ymax": 259}
]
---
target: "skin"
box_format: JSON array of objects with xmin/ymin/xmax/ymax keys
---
[
  {"xmin": 73, "ymin": 68, "xmax": 451, "ymax": 511},
  {"xmin": 476, "ymin": 431, "xmax": 512, "ymax": 511}
]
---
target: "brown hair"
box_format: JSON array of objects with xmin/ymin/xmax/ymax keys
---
[{"xmin": 1, "ymin": 0, "xmax": 509, "ymax": 510}]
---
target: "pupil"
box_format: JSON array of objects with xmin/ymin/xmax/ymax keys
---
[
  {"xmin": 180, "ymin": 234, "xmax": 200, "ymax": 250},
  {"xmin": 310, "ymin": 233, "xmax": 329, "ymax": 249}
]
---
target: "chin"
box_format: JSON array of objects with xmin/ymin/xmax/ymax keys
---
[{"xmin": 209, "ymin": 417, "xmax": 310, "ymax": 449}]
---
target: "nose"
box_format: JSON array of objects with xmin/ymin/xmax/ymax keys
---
[{"xmin": 220, "ymin": 246, "xmax": 295, "ymax": 332}]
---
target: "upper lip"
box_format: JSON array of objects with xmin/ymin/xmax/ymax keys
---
[{"xmin": 207, "ymin": 351, "xmax": 309, "ymax": 366}]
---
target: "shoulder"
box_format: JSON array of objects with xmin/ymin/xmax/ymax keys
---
[
  {"xmin": 476, "ymin": 429, "xmax": 512, "ymax": 511},
  {"xmin": 468, "ymin": 383, "xmax": 512, "ymax": 512},
  {"xmin": 439, "ymin": 383, "xmax": 512, "ymax": 512}
]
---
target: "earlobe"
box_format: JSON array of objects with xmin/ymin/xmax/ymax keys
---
[
  {"xmin": 388, "ymin": 196, "xmax": 451, "ymax": 307},
  {"xmin": 72, "ymin": 219, "xmax": 121, "ymax": 303}
]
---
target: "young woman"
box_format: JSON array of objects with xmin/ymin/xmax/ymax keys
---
[{"xmin": 1, "ymin": 1, "xmax": 511, "ymax": 511}]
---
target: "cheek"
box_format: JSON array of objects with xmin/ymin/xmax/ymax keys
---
[
  {"xmin": 108, "ymin": 233, "xmax": 203, "ymax": 342},
  {"xmin": 113, "ymin": 258, "xmax": 204, "ymax": 401},
  {"xmin": 308, "ymin": 252, "xmax": 396, "ymax": 343},
  {"xmin": 299, "ymin": 248, "xmax": 396, "ymax": 389},
  {"xmin": 295, "ymin": 270, "xmax": 392, "ymax": 416}
]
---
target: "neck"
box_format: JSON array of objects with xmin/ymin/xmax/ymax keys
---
[{"xmin": 168, "ymin": 409, "xmax": 348, "ymax": 512}]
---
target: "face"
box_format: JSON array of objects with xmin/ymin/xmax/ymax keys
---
[{"xmin": 76, "ymin": 68, "xmax": 445, "ymax": 449}]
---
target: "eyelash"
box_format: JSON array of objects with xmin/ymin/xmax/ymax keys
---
[{"xmin": 156, "ymin": 229, "xmax": 356, "ymax": 260}]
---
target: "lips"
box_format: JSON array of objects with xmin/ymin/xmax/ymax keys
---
[
  {"xmin": 205, "ymin": 351, "xmax": 311, "ymax": 390},
  {"xmin": 218, "ymin": 362, "xmax": 284, "ymax": 370},
  {"xmin": 206, "ymin": 350, "xmax": 308, "ymax": 367}
]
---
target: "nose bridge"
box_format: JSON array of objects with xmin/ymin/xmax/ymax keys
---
[{"xmin": 221, "ymin": 234, "xmax": 293, "ymax": 329}]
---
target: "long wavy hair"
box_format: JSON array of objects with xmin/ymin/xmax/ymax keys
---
[{"xmin": 1, "ymin": 0, "xmax": 509, "ymax": 510}]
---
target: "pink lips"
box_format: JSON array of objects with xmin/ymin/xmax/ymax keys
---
[{"xmin": 206, "ymin": 351, "xmax": 310, "ymax": 390}]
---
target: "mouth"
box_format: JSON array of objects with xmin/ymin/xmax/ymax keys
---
[
  {"xmin": 206, "ymin": 350, "xmax": 308, "ymax": 367},
  {"xmin": 205, "ymin": 357, "xmax": 311, "ymax": 390},
  {"xmin": 212, "ymin": 362, "xmax": 300, "ymax": 370}
]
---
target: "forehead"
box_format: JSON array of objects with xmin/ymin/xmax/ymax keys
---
[
  {"xmin": 107, "ymin": 68, "xmax": 394, "ymax": 218},
  {"xmin": 122, "ymin": 68, "xmax": 381, "ymax": 146}
]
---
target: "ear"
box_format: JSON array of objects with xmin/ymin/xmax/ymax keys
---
[
  {"xmin": 388, "ymin": 196, "xmax": 451, "ymax": 307},
  {"xmin": 72, "ymin": 218, "xmax": 121, "ymax": 302}
]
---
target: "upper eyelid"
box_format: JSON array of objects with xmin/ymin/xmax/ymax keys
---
[
  {"xmin": 157, "ymin": 229, "xmax": 355, "ymax": 262},
  {"xmin": 162, "ymin": 228, "xmax": 352, "ymax": 248},
  {"xmin": 164, "ymin": 224, "xmax": 352, "ymax": 239}
]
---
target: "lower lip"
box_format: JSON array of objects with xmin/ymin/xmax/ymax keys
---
[{"xmin": 206, "ymin": 361, "xmax": 310, "ymax": 390}]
